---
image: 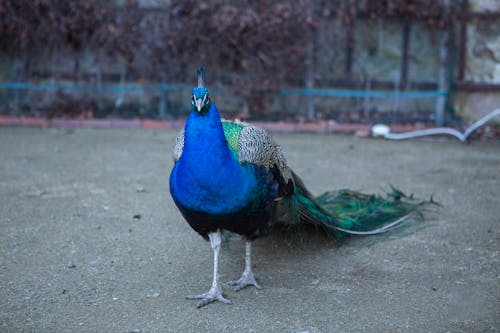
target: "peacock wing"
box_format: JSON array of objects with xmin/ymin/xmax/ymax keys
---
[
  {"xmin": 172, "ymin": 128, "xmax": 185, "ymax": 162},
  {"xmin": 235, "ymin": 123, "xmax": 293, "ymax": 186},
  {"xmin": 230, "ymin": 121, "xmax": 299, "ymax": 225}
]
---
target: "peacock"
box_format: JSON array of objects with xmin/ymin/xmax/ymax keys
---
[{"xmin": 169, "ymin": 68, "xmax": 425, "ymax": 308}]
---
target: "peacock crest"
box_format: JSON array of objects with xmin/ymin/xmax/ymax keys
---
[{"xmin": 191, "ymin": 67, "xmax": 210, "ymax": 113}]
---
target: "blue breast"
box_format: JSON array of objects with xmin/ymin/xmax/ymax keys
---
[{"xmin": 169, "ymin": 104, "xmax": 261, "ymax": 216}]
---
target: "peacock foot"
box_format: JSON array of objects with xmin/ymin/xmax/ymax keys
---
[
  {"xmin": 186, "ymin": 286, "xmax": 231, "ymax": 308},
  {"xmin": 228, "ymin": 270, "xmax": 261, "ymax": 291}
]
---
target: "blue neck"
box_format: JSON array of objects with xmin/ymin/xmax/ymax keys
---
[
  {"xmin": 170, "ymin": 104, "xmax": 258, "ymax": 215},
  {"xmin": 183, "ymin": 104, "xmax": 232, "ymax": 162}
]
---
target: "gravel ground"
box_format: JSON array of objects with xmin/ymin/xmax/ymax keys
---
[{"xmin": 1, "ymin": 126, "xmax": 499, "ymax": 332}]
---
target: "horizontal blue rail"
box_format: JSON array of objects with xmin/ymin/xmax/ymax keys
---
[
  {"xmin": 0, "ymin": 82, "xmax": 447, "ymax": 99},
  {"xmin": 280, "ymin": 88, "xmax": 448, "ymax": 98},
  {"xmin": 0, "ymin": 82, "xmax": 187, "ymax": 92}
]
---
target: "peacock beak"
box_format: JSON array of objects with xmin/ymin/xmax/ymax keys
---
[
  {"xmin": 195, "ymin": 98, "xmax": 204, "ymax": 112},
  {"xmin": 193, "ymin": 93, "xmax": 208, "ymax": 112}
]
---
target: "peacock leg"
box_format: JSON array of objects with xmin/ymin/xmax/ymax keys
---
[
  {"xmin": 186, "ymin": 230, "xmax": 231, "ymax": 307},
  {"xmin": 228, "ymin": 240, "xmax": 261, "ymax": 291}
]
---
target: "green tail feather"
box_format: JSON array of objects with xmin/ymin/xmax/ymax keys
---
[
  {"xmin": 316, "ymin": 187, "xmax": 425, "ymax": 235},
  {"xmin": 285, "ymin": 175, "xmax": 428, "ymax": 236}
]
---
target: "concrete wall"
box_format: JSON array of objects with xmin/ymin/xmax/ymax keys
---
[{"xmin": 457, "ymin": 0, "xmax": 500, "ymax": 123}]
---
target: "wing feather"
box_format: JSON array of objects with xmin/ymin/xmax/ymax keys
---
[
  {"xmin": 172, "ymin": 128, "xmax": 185, "ymax": 162},
  {"xmin": 238, "ymin": 125, "xmax": 293, "ymax": 186}
]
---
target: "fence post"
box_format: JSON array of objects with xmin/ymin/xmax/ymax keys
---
[
  {"xmin": 435, "ymin": 32, "xmax": 448, "ymax": 126},
  {"xmin": 158, "ymin": 95, "xmax": 167, "ymax": 119},
  {"xmin": 305, "ymin": 6, "xmax": 315, "ymax": 120},
  {"xmin": 344, "ymin": 17, "xmax": 355, "ymax": 81},
  {"xmin": 457, "ymin": 0, "xmax": 468, "ymax": 81},
  {"xmin": 305, "ymin": 30, "xmax": 315, "ymax": 120},
  {"xmin": 11, "ymin": 58, "xmax": 23, "ymax": 116},
  {"xmin": 435, "ymin": 0, "xmax": 451, "ymax": 126},
  {"xmin": 400, "ymin": 20, "xmax": 412, "ymax": 89}
]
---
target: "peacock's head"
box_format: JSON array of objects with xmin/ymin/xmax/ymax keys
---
[
  {"xmin": 191, "ymin": 87, "xmax": 210, "ymax": 113},
  {"xmin": 191, "ymin": 67, "xmax": 210, "ymax": 113}
]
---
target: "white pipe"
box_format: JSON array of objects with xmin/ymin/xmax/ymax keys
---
[{"xmin": 375, "ymin": 109, "xmax": 500, "ymax": 142}]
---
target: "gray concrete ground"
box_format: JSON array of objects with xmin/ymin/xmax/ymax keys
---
[{"xmin": 0, "ymin": 126, "xmax": 499, "ymax": 332}]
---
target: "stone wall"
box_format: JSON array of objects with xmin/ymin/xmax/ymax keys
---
[{"xmin": 456, "ymin": 0, "xmax": 500, "ymax": 123}]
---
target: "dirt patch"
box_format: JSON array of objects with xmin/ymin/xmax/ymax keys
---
[{"xmin": 1, "ymin": 127, "xmax": 498, "ymax": 332}]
